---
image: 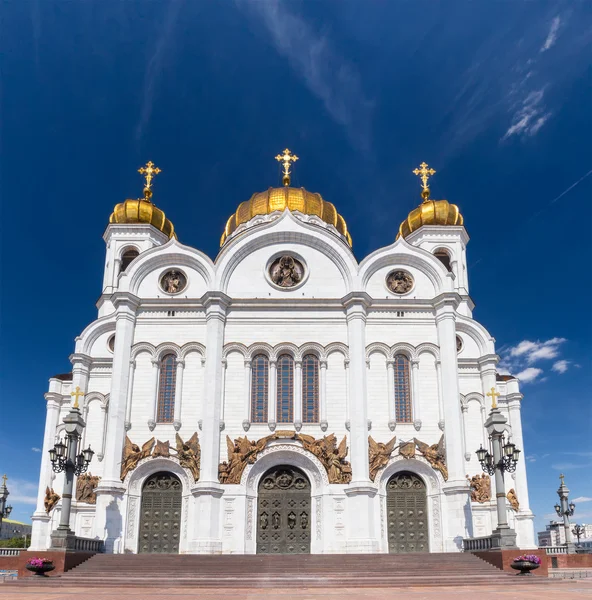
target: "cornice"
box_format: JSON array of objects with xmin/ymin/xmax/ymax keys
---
[{"xmin": 112, "ymin": 291, "xmax": 141, "ymax": 311}]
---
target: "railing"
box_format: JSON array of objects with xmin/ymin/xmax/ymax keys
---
[
  {"xmin": 73, "ymin": 537, "xmax": 105, "ymax": 553},
  {"xmin": 0, "ymin": 548, "xmax": 23, "ymax": 556},
  {"xmin": 463, "ymin": 536, "xmax": 493, "ymax": 552},
  {"xmin": 542, "ymin": 545, "xmax": 568, "ymax": 554}
]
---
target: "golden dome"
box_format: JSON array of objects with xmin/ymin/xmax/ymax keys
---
[
  {"xmin": 397, "ymin": 196, "xmax": 463, "ymax": 239},
  {"xmin": 220, "ymin": 186, "xmax": 352, "ymax": 246},
  {"xmin": 109, "ymin": 198, "xmax": 176, "ymax": 239}
]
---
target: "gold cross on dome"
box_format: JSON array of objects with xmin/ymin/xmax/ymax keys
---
[
  {"xmin": 486, "ymin": 387, "xmax": 500, "ymax": 409},
  {"xmin": 413, "ymin": 161, "xmax": 436, "ymax": 200},
  {"xmin": 275, "ymin": 148, "xmax": 299, "ymax": 186},
  {"xmin": 71, "ymin": 386, "xmax": 84, "ymax": 409},
  {"xmin": 138, "ymin": 161, "xmax": 161, "ymax": 199}
]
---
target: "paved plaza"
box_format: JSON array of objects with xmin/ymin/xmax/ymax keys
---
[{"xmin": 1, "ymin": 581, "xmax": 592, "ymax": 600}]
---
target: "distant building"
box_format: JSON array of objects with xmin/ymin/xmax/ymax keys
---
[
  {"xmin": 537, "ymin": 521, "xmax": 592, "ymax": 547},
  {"xmin": 0, "ymin": 519, "xmax": 32, "ymax": 540}
]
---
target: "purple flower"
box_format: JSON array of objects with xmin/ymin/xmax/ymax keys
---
[
  {"xmin": 27, "ymin": 557, "xmax": 53, "ymax": 568},
  {"xmin": 513, "ymin": 554, "xmax": 541, "ymax": 565}
]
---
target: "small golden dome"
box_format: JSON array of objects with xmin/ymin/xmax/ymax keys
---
[
  {"xmin": 220, "ymin": 187, "xmax": 352, "ymax": 246},
  {"xmin": 397, "ymin": 197, "xmax": 463, "ymax": 239},
  {"xmin": 109, "ymin": 198, "xmax": 176, "ymax": 239}
]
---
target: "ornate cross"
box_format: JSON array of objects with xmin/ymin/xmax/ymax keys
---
[
  {"xmin": 486, "ymin": 387, "xmax": 500, "ymax": 409},
  {"xmin": 559, "ymin": 473, "xmax": 565, "ymax": 485},
  {"xmin": 275, "ymin": 148, "xmax": 299, "ymax": 186},
  {"xmin": 1, "ymin": 474, "xmax": 7, "ymax": 486},
  {"xmin": 138, "ymin": 161, "xmax": 161, "ymax": 199},
  {"xmin": 413, "ymin": 161, "xmax": 436, "ymax": 200},
  {"xmin": 71, "ymin": 386, "xmax": 84, "ymax": 409}
]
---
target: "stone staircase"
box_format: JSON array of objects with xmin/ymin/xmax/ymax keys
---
[{"xmin": 12, "ymin": 552, "xmax": 548, "ymax": 587}]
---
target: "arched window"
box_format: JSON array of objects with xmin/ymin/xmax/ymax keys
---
[
  {"xmin": 251, "ymin": 354, "xmax": 269, "ymax": 423},
  {"xmin": 393, "ymin": 354, "xmax": 412, "ymax": 423},
  {"xmin": 157, "ymin": 353, "xmax": 177, "ymax": 423},
  {"xmin": 302, "ymin": 354, "xmax": 320, "ymax": 423},
  {"xmin": 276, "ymin": 354, "xmax": 294, "ymax": 423},
  {"xmin": 434, "ymin": 249, "xmax": 452, "ymax": 272},
  {"xmin": 120, "ymin": 248, "xmax": 140, "ymax": 273}
]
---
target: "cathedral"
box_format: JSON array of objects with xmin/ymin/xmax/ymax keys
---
[{"xmin": 30, "ymin": 152, "xmax": 535, "ymax": 555}]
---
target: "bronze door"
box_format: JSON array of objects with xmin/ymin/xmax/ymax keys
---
[
  {"xmin": 387, "ymin": 471, "xmax": 429, "ymax": 553},
  {"xmin": 138, "ymin": 472, "xmax": 182, "ymax": 554},
  {"xmin": 257, "ymin": 466, "xmax": 311, "ymax": 554}
]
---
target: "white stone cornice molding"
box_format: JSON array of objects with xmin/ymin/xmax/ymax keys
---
[
  {"xmin": 69, "ymin": 353, "xmax": 93, "ymax": 369},
  {"xmin": 433, "ymin": 293, "xmax": 462, "ymax": 314},
  {"xmin": 201, "ymin": 291, "xmax": 232, "ymax": 314},
  {"xmin": 44, "ymin": 392, "xmax": 65, "ymax": 407},
  {"xmin": 112, "ymin": 291, "xmax": 141, "ymax": 312},
  {"xmin": 341, "ymin": 292, "xmax": 373, "ymax": 316}
]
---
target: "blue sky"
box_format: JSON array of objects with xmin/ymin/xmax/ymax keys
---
[{"xmin": 1, "ymin": 1, "xmax": 590, "ymax": 534}]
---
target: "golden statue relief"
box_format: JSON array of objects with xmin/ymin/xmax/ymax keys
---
[
  {"xmin": 220, "ymin": 434, "xmax": 278, "ymax": 484},
  {"xmin": 399, "ymin": 441, "xmax": 416, "ymax": 459},
  {"xmin": 175, "ymin": 432, "xmax": 200, "ymax": 481},
  {"xmin": 368, "ymin": 436, "xmax": 397, "ymax": 482},
  {"xmin": 76, "ymin": 473, "xmax": 100, "ymax": 504},
  {"xmin": 296, "ymin": 433, "xmax": 352, "ymax": 484},
  {"xmin": 153, "ymin": 439, "xmax": 171, "ymax": 458},
  {"xmin": 467, "ymin": 473, "xmax": 491, "ymax": 503},
  {"xmin": 507, "ymin": 488, "xmax": 519, "ymax": 511},
  {"xmin": 121, "ymin": 436, "xmax": 155, "ymax": 481},
  {"xmin": 44, "ymin": 487, "xmax": 60, "ymax": 514},
  {"xmin": 414, "ymin": 435, "xmax": 448, "ymax": 481}
]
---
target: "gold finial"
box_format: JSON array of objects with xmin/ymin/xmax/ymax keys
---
[
  {"xmin": 559, "ymin": 473, "xmax": 565, "ymax": 485},
  {"xmin": 1, "ymin": 474, "xmax": 7, "ymax": 486},
  {"xmin": 413, "ymin": 161, "xmax": 436, "ymax": 201},
  {"xmin": 138, "ymin": 161, "xmax": 161, "ymax": 201},
  {"xmin": 275, "ymin": 148, "xmax": 299, "ymax": 186},
  {"xmin": 486, "ymin": 386, "xmax": 500, "ymax": 409},
  {"xmin": 70, "ymin": 386, "xmax": 84, "ymax": 409}
]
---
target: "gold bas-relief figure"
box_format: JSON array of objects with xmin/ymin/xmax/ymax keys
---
[
  {"xmin": 414, "ymin": 435, "xmax": 448, "ymax": 481},
  {"xmin": 121, "ymin": 436, "xmax": 155, "ymax": 481},
  {"xmin": 296, "ymin": 433, "xmax": 352, "ymax": 484},
  {"xmin": 153, "ymin": 439, "xmax": 171, "ymax": 458},
  {"xmin": 399, "ymin": 441, "xmax": 416, "ymax": 459},
  {"xmin": 368, "ymin": 436, "xmax": 397, "ymax": 482},
  {"xmin": 507, "ymin": 488, "xmax": 519, "ymax": 511},
  {"xmin": 176, "ymin": 432, "xmax": 200, "ymax": 481},
  {"xmin": 76, "ymin": 473, "xmax": 100, "ymax": 504},
  {"xmin": 220, "ymin": 434, "xmax": 278, "ymax": 484},
  {"xmin": 467, "ymin": 473, "xmax": 491, "ymax": 503},
  {"xmin": 44, "ymin": 487, "xmax": 60, "ymax": 513}
]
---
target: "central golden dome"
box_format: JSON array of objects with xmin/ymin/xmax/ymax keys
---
[{"xmin": 220, "ymin": 186, "xmax": 352, "ymax": 246}]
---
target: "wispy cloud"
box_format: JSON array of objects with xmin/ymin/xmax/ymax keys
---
[
  {"xmin": 509, "ymin": 337, "xmax": 567, "ymax": 363},
  {"xmin": 7, "ymin": 479, "xmax": 38, "ymax": 506},
  {"xmin": 502, "ymin": 88, "xmax": 551, "ymax": 139},
  {"xmin": 552, "ymin": 360, "xmax": 570, "ymax": 374},
  {"xmin": 515, "ymin": 367, "xmax": 544, "ymax": 383},
  {"xmin": 541, "ymin": 16, "xmax": 562, "ymax": 53},
  {"xmin": 239, "ymin": 0, "xmax": 373, "ymax": 150},
  {"xmin": 573, "ymin": 496, "xmax": 592, "ymax": 503},
  {"xmin": 31, "ymin": 447, "xmax": 41, "ymax": 453}
]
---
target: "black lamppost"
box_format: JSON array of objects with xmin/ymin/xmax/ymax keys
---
[
  {"xmin": 48, "ymin": 387, "xmax": 94, "ymax": 549},
  {"xmin": 0, "ymin": 475, "xmax": 13, "ymax": 535},
  {"xmin": 476, "ymin": 387, "xmax": 521, "ymax": 550},
  {"xmin": 573, "ymin": 524, "xmax": 585, "ymax": 546},
  {"xmin": 554, "ymin": 474, "xmax": 576, "ymax": 553}
]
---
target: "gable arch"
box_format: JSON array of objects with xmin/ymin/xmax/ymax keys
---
[
  {"xmin": 246, "ymin": 342, "xmax": 274, "ymax": 361},
  {"xmin": 223, "ymin": 342, "xmax": 248, "ymax": 360},
  {"xmin": 299, "ymin": 342, "xmax": 325, "ymax": 361},
  {"xmin": 180, "ymin": 342, "xmax": 206, "ymax": 359},
  {"xmin": 391, "ymin": 342, "xmax": 417, "ymax": 360},
  {"xmin": 455, "ymin": 314, "xmax": 495, "ymax": 356},
  {"xmin": 325, "ymin": 342, "xmax": 349, "ymax": 360},
  {"xmin": 154, "ymin": 342, "xmax": 182, "ymax": 360},
  {"xmin": 366, "ymin": 342, "xmax": 391, "ymax": 360},
  {"xmin": 415, "ymin": 342, "xmax": 440, "ymax": 360},
  {"xmin": 77, "ymin": 316, "xmax": 116, "ymax": 355},
  {"xmin": 131, "ymin": 342, "xmax": 156, "ymax": 360}
]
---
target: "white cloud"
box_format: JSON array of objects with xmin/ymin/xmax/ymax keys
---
[
  {"xmin": 7, "ymin": 479, "xmax": 38, "ymax": 506},
  {"xmin": 515, "ymin": 367, "xmax": 543, "ymax": 383},
  {"xmin": 31, "ymin": 447, "xmax": 42, "ymax": 452},
  {"xmin": 508, "ymin": 337, "xmax": 567, "ymax": 363},
  {"xmin": 541, "ymin": 16, "xmax": 561, "ymax": 53},
  {"xmin": 502, "ymin": 88, "xmax": 552, "ymax": 139},
  {"xmin": 552, "ymin": 360, "xmax": 570, "ymax": 374},
  {"xmin": 573, "ymin": 496, "xmax": 592, "ymax": 503},
  {"xmin": 525, "ymin": 455, "xmax": 537, "ymax": 462}
]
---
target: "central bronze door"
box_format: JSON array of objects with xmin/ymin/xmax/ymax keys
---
[
  {"xmin": 387, "ymin": 471, "xmax": 429, "ymax": 553},
  {"xmin": 256, "ymin": 466, "xmax": 311, "ymax": 554},
  {"xmin": 138, "ymin": 472, "xmax": 182, "ymax": 554}
]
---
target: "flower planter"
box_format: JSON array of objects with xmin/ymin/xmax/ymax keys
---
[
  {"xmin": 26, "ymin": 564, "xmax": 55, "ymax": 577},
  {"xmin": 510, "ymin": 560, "xmax": 540, "ymax": 576}
]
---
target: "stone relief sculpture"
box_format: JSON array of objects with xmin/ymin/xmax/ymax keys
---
[
  {"xmin": 466, "ymin": 473, "xmax": 491, "ymax": 503},
  {"xmin": 175, "ymin": 432, "xmax": 200, "ymax": 481},
  {"xmin": 152, "ymin": 439, "xmax": 171, "ymax": 458},
  {"xmin": 414, "ymin": 435, "xmax": 448, "ymax": 481},
  {"xmin": 507, "ymin": 488, "xmax": 519, "ymax": 511},
  {"xmin": 44, "ymin": 487, "xmax": 60, "ymax": 513},
  {"xmin": 269, "ymin": 255, "xmax": 304, "ymax": 288},
  {"xmin": 221, "ymin": 434, "xmax": 277, "ymax": 484},
  {"xmin": 368, "ymin": 435, "xmax": 397, "ymax": 481},
  {"xmin": 399, "ymin": 441, "xmax": 416, "ymax": 459},
  {"xmin": 121, "ymin": 436, "xmax": 155, "ymax": 481},
  {"xmin": 296, "ymin": 433, "xmax": 352, "ymax": 484},
  {"xmin": 386, "ymin": 270, "xmax": 414, "ymax": 294},
  {"xmin": 160, "ymin": 269, "xmax": 187, "ymax": 294},
  {"xmin": 76, "ymin": 473, "xmax": 100, "ymax": 504}
]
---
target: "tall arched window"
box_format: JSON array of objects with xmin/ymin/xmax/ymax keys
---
[
  {"xmin": 276, "ymin": 354, "xmax": 294, "ymax": 423},
  {"xmin": 302, "ymin": 354, "xmax": 320, "ymax": 423},
  {"xmin": 157, "ymin": 353, "xmax": 177, "ymax": 423},
  {"xmin": 434, "ymin": 249, "xmax": 452, "ymax": 272},
  {"xmin": 120, "ymin": 248, "xmax": 139, "ymax": 273},
  {"xmin": 393, "ymin": 354, "xmax": 412, "ymax": 423},
  {"xmin": 251, "ymin": 354, "xmax": 269, "ymax": 423}
]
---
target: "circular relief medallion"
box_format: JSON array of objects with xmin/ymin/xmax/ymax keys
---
[
  {"xmin": 160, "ymin": 269, "xmax": 187, "ymax": 294},
  {"xmin": 386, "ymin": 270, "xmax": 414, "ymax": 295},
  {"xmin": 269, "ymin": 255, "xmax": 305, "ymax": 288},
  {"xmin": 456, "ymin": 335, "xmax": 463, "ymax": 353}
]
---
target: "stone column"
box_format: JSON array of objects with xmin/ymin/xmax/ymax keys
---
[
  {"xmin": 435, "ymin": 359, "xmax": 445, "ymax": 431},
  {"xmin": 386, "ymin": 360, "xmax": 396, "ymax": 431},
  {"xmin": 94, "ymin": 293, "xmax": 139, "ymax": 553},
  {"xmin": 319, "ymin": 359, "xmax": 328, "ymax": 431},
  {"xmin": 342, "ymin": 293, "xmax": 378, "ymax": 553},
  {"xmin": 148, "ymin": 358, "xmax": 159, "ymax": 430},
  {"xmin": 30, "ymin": 393, "xmax": 63, "ymax": 550},
  {"xmin": 411, "ymin": 359, "xmax": 421, "ymax": 430},
  {"xmin": 242, "ymin": 359, "xmax": 251, "ymax": 431},
  {"xmin": 435, "ymin": 296, "xmax": 471, "ymax": 550},
  {"xmin": 220, "ymin": 358, "xmax": 227, "ymax": 428},
  {"xmin": 190, "ymin": 292, "xmax": 230, "ymax": 554},
  {"xmin": 268, "ymin": 359, "xmax": 277, "ymax": 430},
  {"xmin": 124, "ymin": 359, "xmax": 136, "ymax": 431},
  {"xmin": 98, "ymin": 402, "xmax": 108, "ymax": 461},
  {"xmin": 294, "ymin": 359, "xmax": 303, "ymax": 430},
  {"xmin": 173, "ymin": 358, "xmax": 185, "ymax": 431}
]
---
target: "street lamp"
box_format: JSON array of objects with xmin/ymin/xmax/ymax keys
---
[
  {"xmin": 554, "ymin": 474, "xmax": 576, "ymax": 553},
  {"xmin": 48, "ymin": 387, "xmax": 94, "ymax": 549},
  {"xmin": 0, "ymin": 475, "xmax": 13, "ymax": 535},
  {"xmin": 475, "ymin": 387, "xmax": 521, "ymax": 550}
]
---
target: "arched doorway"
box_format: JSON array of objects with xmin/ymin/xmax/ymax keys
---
[
  {"xmin": 256, "ymin": 465, "xmax": 311, "ymax": 554},
  {"xmin": 386, "ymin": 471, "xmax": 429, "ymax": 553},
  {"xmin": 138, "ymin": 471, "xmax": 182, "ymax": 554}
]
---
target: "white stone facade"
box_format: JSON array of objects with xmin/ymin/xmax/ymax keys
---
[{"xmin": 30, "ymin": 207, "xmax": 536, "ymax": 553}]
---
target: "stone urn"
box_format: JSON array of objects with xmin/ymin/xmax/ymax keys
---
[
  {"xmin": 510, "ymin": 560, "xmax": 540, "ymax": 576},
  {"xmin": 25, "ymin": 561, "xmax": 55, "ymax": 577}
]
